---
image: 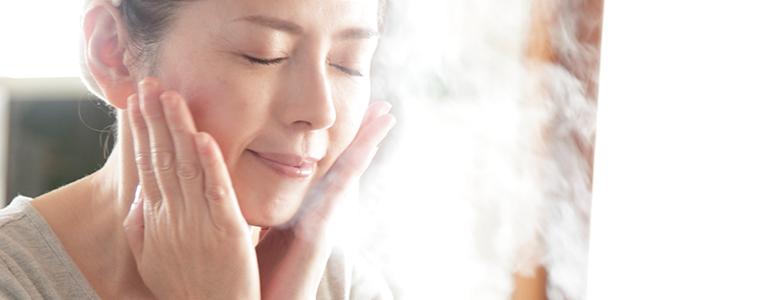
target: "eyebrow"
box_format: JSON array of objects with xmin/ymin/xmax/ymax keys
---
[
  {"xmin": 236, "ymin": 15, "xmax": 379, "ymax": 40},
  {"xmin": 337, "ymin": 27, "xmax": 380, "ymax": 40},
  {"xmin": 238, "ymin": 15, "xmax": 304, "ymax": 35}
]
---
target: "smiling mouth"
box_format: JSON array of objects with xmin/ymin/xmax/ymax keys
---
[{"xmin": 250, "ymin": 151, "xmax": 318, "ymax": 179}]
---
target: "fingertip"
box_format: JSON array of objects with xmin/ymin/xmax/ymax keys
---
[
  {"xmin": 194, "ymin": 132, "xmax": 211, "ymax": 154},
  {"xmin": 127, "ymin": 93, "xmax": 138, "ymax": 106},
  {"xmin": 160, "ymin": 90, "xmax": 183, "ymax": 102},
  {"xmin": 160, "ymin": 92, "xmax": 182, "ymax": 114},
  {"xmin": 387, "ymin": 113, "xmax": 397, "ymax": 126},
  {"xmin": 377, "ymin": 101, "xmax": 393, "ymax": 115},
  {"xmin": 159, "ymin": 91, "xmax": 178, "ymax": 103},
  {"xmin": 367, "ymin": 101, "xmax": 392, "ymax": 115},
  {"xmin": 376, "ymin": 113, "xmax": 397, "ymax": 133},
  {"xmin": 138, "ymin": 77, "xmax": 160, "ymax": 93},
  {"xmin": 160, "ymin": 91, "xmax": 189, "ymax": 117},
  {"xmin": 361, "ymin": 102, "xmax": 393, "ymax": 129},
  {"xmin": 195, "ymin": 132, "xmax": 225, "ymax": 162},
  {"xmin": 137, "ymin": 78, "xmax": 163, "ymax": 115}
]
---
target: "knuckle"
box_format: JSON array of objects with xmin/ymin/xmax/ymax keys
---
[
  {"xmin": 134, "ymin": 153, "xmax": 154, "ymax": 173},
  {"xmin": 151, "ymin": 150, "xmax": 175, "ymax": 173},
  {"xmin": 204, "ymin": 185, "xmax": 228, "ymax": 203},
  {"xmin": 168, "ymin": 121, "xmax": 188, "ymax": 134},
  {"xmin": 143, "ymin": 190, "xmax": 163, "ymax": 204},
  {"xmin": 142, "ymin": 107, "xmax": 164, "ymax": 120},
  {"xmin": 176, "ymin": 161, "xmax": 201, "ymax": 181}
]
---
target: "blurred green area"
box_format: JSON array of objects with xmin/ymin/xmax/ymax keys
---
[{"xmin": 5, "ymin": 83, "xmax": 116, "ymax": 203}]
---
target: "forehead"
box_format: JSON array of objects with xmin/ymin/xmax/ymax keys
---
[{"xmin": 192, "ymin": 0, "xmax": 380, "ymax": 31}]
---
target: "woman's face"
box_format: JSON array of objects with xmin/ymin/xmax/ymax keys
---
[{"xmin": 143, "ymin": 0, "xmax": 380, "ymax": 226}]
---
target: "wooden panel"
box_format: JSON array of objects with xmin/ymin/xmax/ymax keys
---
[{"xmin": 513, "ymin": 0, "xmax": 604, "ymax": 299}]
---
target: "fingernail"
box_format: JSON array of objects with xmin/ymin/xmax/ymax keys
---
[
  {"xmin": 138, "ymin": 78, "xmax": 157, "ymax": 96},
  {"xmin": 388, "ymin": 115, "xmax": 397, "ymax": 127},
  {"xmin": 160, "ymin": 92, "xmax": 176, "ymax": 101},
  {"xmin": 382, "ymin": 103, "xmax": 393, "ymax": 115},
  {"xmin": 138, "ymin": 79, "xmax": 148, "ymax": 95},
  {"xmin": 159, "ymin": 92, "xmax": 177, "ymax": 111},
  {"xmin": 194, "ymin": 133, "xmax": 209, "ymax": 153}
]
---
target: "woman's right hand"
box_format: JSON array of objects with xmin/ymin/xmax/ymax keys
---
[
  {"xmin": 122, "ymin": 78, "xmax": 261, "ymax": 300},
  {"xmin": 121, "ymin": 77, "xmax": 395, "ymax": 300}
]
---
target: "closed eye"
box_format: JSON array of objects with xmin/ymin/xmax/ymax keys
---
[
  {"xmin": 245, "ymin": 56, "xmax": 287, "ymax": 65},
  {"xmin": 330, "ymin": 64, "xmax": 364, "ymax": 77}
]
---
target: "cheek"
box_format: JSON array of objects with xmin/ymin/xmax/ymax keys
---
[
  {"xmin": 189, "ymin": 84, "xmax": 272, "ymax": 160},
  {"xmin": 326, "ymin": 81, "xmax": 372, "ymax": 158},
  {"xmin": 158, "ymin": 65, "xmax": 272, "ymax": 166}
]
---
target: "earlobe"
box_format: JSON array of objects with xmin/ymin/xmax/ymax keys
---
[{"xmin": 83, "ymin": 1, "xmax": 134, "ymax": 109}]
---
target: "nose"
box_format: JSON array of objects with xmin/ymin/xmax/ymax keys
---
[{"xmin": 276, "ymin": 62, "xmax": 337, "ymax": 131}]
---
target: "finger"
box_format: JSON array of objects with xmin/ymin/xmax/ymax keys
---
[
  {"xmin": 138, "ymin": 78, "xmax": 185, "ymax": 213},
  {"xmin": 299, "ymin": 114, "xmax": 396, "ymax": 226},
  {"xmin": 128, "ymin": 93, "xmax": 163, "ymax": 210},
  {"xmin": 333, "ymin": 113, "xmax": 396, "ymax": 180},
  {"xmin": 123, "ymin": 185, "xmax": 145, "ymax": 264},
  {"xmin": 194, "ymin": 132, "xmax": 246, "ymax": 230},
  {"xmin": 357, "ymin": 101, "xmax": 392, "ymax": 137},
  {"xmin": 360, "ymin": 101, "xmax": 392, "ymax": 128},
  {"xmin": 161, "ymin": 92, "xmax": 205, "ymax": 215}
]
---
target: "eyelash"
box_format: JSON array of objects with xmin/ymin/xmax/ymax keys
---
[
  {"xmin": 331, "ymin": 64, "xmax": 364, "ymax": 77},
  {"xmin": 244, "ymin": 55, "xmax": 363, "ymax": 77},
  {"xmin": 245, "ymin": 56, "xmax": 286, "ymax": 65}
]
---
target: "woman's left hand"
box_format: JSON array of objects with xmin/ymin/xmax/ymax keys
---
[
  {"xmin": 121, "ymin": 77, "xmax": 395, "ymax": 299},
  {"xmin": 255, "ymin": 101, "xmax": 395, "ymax": 299}
]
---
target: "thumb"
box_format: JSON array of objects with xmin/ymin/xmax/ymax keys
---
[{"xmin": 123, "ymin": 185, "xmax": 145, "ymax": 263}]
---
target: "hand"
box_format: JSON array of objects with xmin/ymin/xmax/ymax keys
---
[
  {"xmin": 122, "ymin": 77, "xmax": 395, "ymax": 300},
  {"xmin": 255, "ymin": 101, "xmax": 395, "ymax": 299},
  {"xmin": 122, "ymin": 78, "xmax": 260, "ymax": 300}
]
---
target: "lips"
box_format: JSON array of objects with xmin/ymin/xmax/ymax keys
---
[{"xmin": 251, "ymin": 151, "xmax": 319, "ymax": 179}]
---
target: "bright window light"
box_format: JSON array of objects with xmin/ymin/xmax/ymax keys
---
[
  {"xmin": 0, "ymin": 0, "xmax": 85, "ymax": 78},
  {"xmin": 588, "ymin": 1, "xmax": 759, "ymax": 299}
]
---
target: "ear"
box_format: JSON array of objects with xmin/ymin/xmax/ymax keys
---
[{"xmin": 83, "ymin": 0, "xmax": 134, "ymax": 109}]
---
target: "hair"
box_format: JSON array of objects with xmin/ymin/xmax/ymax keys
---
[{"xmin": 79, "ymin": 0, "xmax": 389, "ymax": 100}]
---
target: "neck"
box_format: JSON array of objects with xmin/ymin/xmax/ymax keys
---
[{"xmin": 33, "ymin": 109, "xmax": 153, "ymax": 298}]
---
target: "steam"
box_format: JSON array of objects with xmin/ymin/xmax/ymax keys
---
[{"xmin": 348, "ymin": 0, "xmax": 598, "ymax": 299}]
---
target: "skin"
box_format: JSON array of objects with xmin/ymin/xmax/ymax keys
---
[{"xmin": 30, "ymin": 0, "xmax": 394, "ymax": 299}]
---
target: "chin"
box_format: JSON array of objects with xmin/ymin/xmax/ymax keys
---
[{"xmin": 236, "ymin": 187, "xmax": 306, "ymax": 228}]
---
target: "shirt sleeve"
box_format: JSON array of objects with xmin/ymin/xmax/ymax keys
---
[{"xmin": 0, "ymin": 254, "xmax": 36, "ymax": 300}]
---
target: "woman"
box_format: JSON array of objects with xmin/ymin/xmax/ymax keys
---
[{"xmin": 0, "ymin": 0, "xmax": 395, "ymax": 299}]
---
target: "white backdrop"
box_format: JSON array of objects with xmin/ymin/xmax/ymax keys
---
[
  {"xmin": 589, "ymin": 1, "xmax": 759, "ymax": 299},
  {"xmin": 0, "ymin": 0, "xmax": 84, "ymax": 78}
]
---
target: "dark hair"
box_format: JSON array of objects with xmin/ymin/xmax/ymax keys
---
[
  {"xmin": 121, "ymin": 0, "xmax": 389, "ymax": 59},
  {"xmin": 119, "ymin": 0, "xmax": 195, "ymax": 75}
]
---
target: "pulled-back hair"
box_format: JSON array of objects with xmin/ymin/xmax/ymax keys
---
[
  {"xmin": 79, "ymin": 0, "xmax": 388, "ymax": 100},
  {"xmin": 79, "ymin": 0, "xmax": 195, "ymax": 99}
]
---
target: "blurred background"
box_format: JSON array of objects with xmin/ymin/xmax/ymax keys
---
[
  {"xmin": 2, "ymin": 0, "xmax": 757, "ymax": 300},
  {"xmin": 0, "ymin": 1, "xmax": 115, "ymax": 202}
]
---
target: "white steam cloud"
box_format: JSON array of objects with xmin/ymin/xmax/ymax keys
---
[{"xmin": 346, "ymin": 0, "xmax": 599, "ymax": 299}]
